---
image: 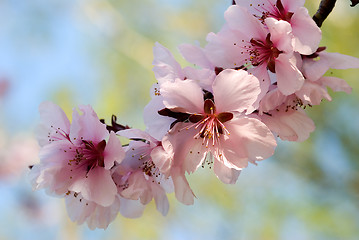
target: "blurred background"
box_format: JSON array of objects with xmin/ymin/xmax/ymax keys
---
[{"xmin": 0, "ymin": 0, "xmax": 358, "ymax": 239}]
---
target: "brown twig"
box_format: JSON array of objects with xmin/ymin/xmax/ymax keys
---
[
  {"xmin": 312, "ymin": 0, "xmax": 337, "ymax": 27},
  {"xmin": 232, "ymin": 0, "xmax": 235, "ymax": 5},
  {"xmin": 350, "ymin": 0, "xmax": 359, "ymax": 7}
]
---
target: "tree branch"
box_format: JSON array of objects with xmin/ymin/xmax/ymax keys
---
[
  {"xmin": 312, "ymin": 0, "xmax": 337, "ymax": 27},
  {"xmin": 232, "ymin": 0, "xmax": 235, "ymax": 5},
  {"xmin": 351, "ymin": 0, "xmax": 359, "ymax": 7}
]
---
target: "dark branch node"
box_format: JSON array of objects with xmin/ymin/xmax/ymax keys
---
[{"xmin": 100, "ymin": 115, "xmax": 130, "ymax": 133}]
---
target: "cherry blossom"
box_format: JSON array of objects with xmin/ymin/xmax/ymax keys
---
[
  {"xmin": 117, "ymin": 129, "xmax": 174, "ymax": 215},
  {"xmin": 30, "ymin": 102, "xmax": 125, "ymax": 208},
  {"xmin": 155, "ymin": 69, "xmax": 277, "ymax": 204},
  {"xmin": 205, "ymin": 5, "xmax": 304, "ymax": 96},
  {"xmin": 234, "ymin": 0, "xmax": 322, "ymax": 55},
  {"xmin": 25, "ymin": 0, "xmax": 359, "ymax": 230}
]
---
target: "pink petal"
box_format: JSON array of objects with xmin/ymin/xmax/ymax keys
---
[
  {"xmin": 259, "ymin": 87, "xmax": 287, "ymax": 112},
  {"xmin": 205, "ymin": 27, "xmax": 248, "ymax": 69},
  {"xmin": 276, "ymin": 54, "xmax": 305, "ymax": 95},
  {"xmin": 70, "ymin": 105, "xmax": 108, "ymax": 144},
  {"xmin": 213, "ymin": 158, "xmax": 241, "ymax": 184},
  {"xmin": 295, "ymin": 81, "xmax": 331, "ymax": 105},
  {"xmin": 119, "ymin": 198, "xmax": 145, "ymax": 218},
  {"xmin": 225, "ymin": 6, "xmax": 267, "ymax": 40},
  {"xmin": 291, "ymin": 7, "xmax": 322, "ymax": 55},
  {"xmin": 37, "ymin": 102, "xmax": 70, "ymax": 146},
  {"xmin": 281, "ymin": 0, "xmax": 305, "ymax": 12},
  {"xmin": 171, "ymin": 167, "xmax": 195, "ymax": 205},
  {"xmin": 143, "ymin": 96, "xmax": 174, "ymax": 140},
  {"xmin": 178, "ymin": 43, "xmax": 214, "ymax": 69},
  {"xmin": 234, "ymin": 0, "xmax": 275, "ymax": 16},
  {"xmin": 213, "ymin": 69, "xmax": 261, "ymax": 113},
  {"xmin": 86, "ymin": 197, "xmax": 121, "ymax": 230},
  {"xmin": 120, "ymin": 172, "xmax": 148, "ymax": 201},
  {"xmin": 69, "ymin": 167, "xmax": 117, "ymax": 207},
  {"xmin": 247, "ymin": 65, "xmax": 271, "ymax": 112},
  {"xmin": 153, "ymin": 42, "xmax": 184, "ymax": 84},
  {"xmin": 319, "ymin": 76, "xmax": 352, "ymax": 94},
  {"xmin": 151, "ymin": 145, "xmax": 172, "ymax": 176},
  {"xmin": 104, "ymin": 132, "xmax": 125, "ymax": 169},
  {"xmin": 265, "ymin": 18, "xmax": 293, "ymax": 53},
  {"xmin": 65, "ymin": 192, "xmax": 96, "ymax": 225},
  {"xmin": 223, "ymin": 117, "xmax": 277, "ymax": 164},
  {"xmin": 151, "ymin": 183, "xmax": 170, "ymax": 216},
  {"xmin": 182, "ymin": 66, "xmax": 216, "ymax": 92},
  {"xmin": 321, "ymin": 52, "xmax": 359, "ymax": 69},
  {"xmin": 165, "ymin": 122, "xmax": 207, "ymax": 173},
  {"xmin": 261, "ymin": 108, "xmax": 315, "ymax": 142},
  {"xmin": 161, "ymin": 79, "xmax": 204, "ymax": 114},
  {"xmin": 302, "ymin": 57, "xmax": 330, "ymax": 82}
]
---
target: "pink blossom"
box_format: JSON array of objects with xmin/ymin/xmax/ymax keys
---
[
  {"xmin": 117, "ymin": 129, "xmax": 174, "ymax": 216},
  {"xmin": 205, "ymin": 6, "xmax": 304, "ymax": 96},
  {"xmin": 155, "ymin": 69, "xmax": 276, "ymax": 204},
  {"xmin": 30, "ymin": 102, "xmax": 124, "ymax": 207},
  {"xmin": 234, "ymin": 0, "xmax": 321, "ymax": 55}
]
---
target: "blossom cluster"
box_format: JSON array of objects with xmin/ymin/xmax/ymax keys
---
[{"xmin": 30, "ymin": 0, "xmax": 359, "ymax": 229}]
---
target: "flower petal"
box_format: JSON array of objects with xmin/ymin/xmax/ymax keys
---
[
  {"xmin": 119, "ymin": 198, "xmax": 145, "ymax": 218},
  {"xmin": 213, "ymin": 69, "xmax": 261, "ymax": 113},
  {"xmin": 261, "ymin": 108, "xmax": 315, "ymax": 142},
  {"xmin": 213, "ymin": 158, "xmax": 241, "ymax": 184},
  {"xmin": 70, "ymin": 105, "xmax": 108, "ymax": 144},
  {"xmin": 37, "ymin": 101, "xmax": 71, "ymax": 146},
  {"xmin": 104, "ymin": 131, "xmax": 125, "ymax": 169},
  {"xmin": 161, "ymin": 79, "xmax": 204, "ymax": 114},
  {"xmin": 320, "ymin": 76, "xmax": 352, "ymax": 94},
  {"xmin": 295, "ymin": 81, "xmax": 331, "ymax": 105},
  {"xmin": 225, "ymin": 5, "xmax": 267, "ymax": 40},
  {"xmin": 291, "ymin": 7, "xmax": 321, "ymax": 55},
  {"xmin": 223, "ymin": 117, "xmax": 277, "ymax": 165},
  {"xmin": 171, "ymin": 167, "xmax": 195, "ymax": 205},
  {"xmin": 275, "ymin": 54, "xmax": 304, "ymax": 95},
  {"xmin": 153, "ymin": 42, "xmax": 184, "ymax": 84},
  {"xmin": 178, "ymin": 43, "xmax": 213, "ymax": 69},
  {"xmin": 143, "ymin": 96, "xmax": 175, "ymax": 140},
  {"xmin": 69, "ymin": 167, "xmax": 117, "ymax": 207}
]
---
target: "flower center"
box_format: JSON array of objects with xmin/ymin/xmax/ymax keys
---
[
  {"xmin": 68, "ymin": 140, "xmax": 106, "ymax": 173},
  {"xmin": 248, "ymin": 33, "xmax": 282, "ymax": 73},
  {"xmin": 188, "ymin": 99, "xmax": 233, "ymax": 147},
  {"xmin": 256, "ymin": 0, "xmax": 293, "ymax": 23}
]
